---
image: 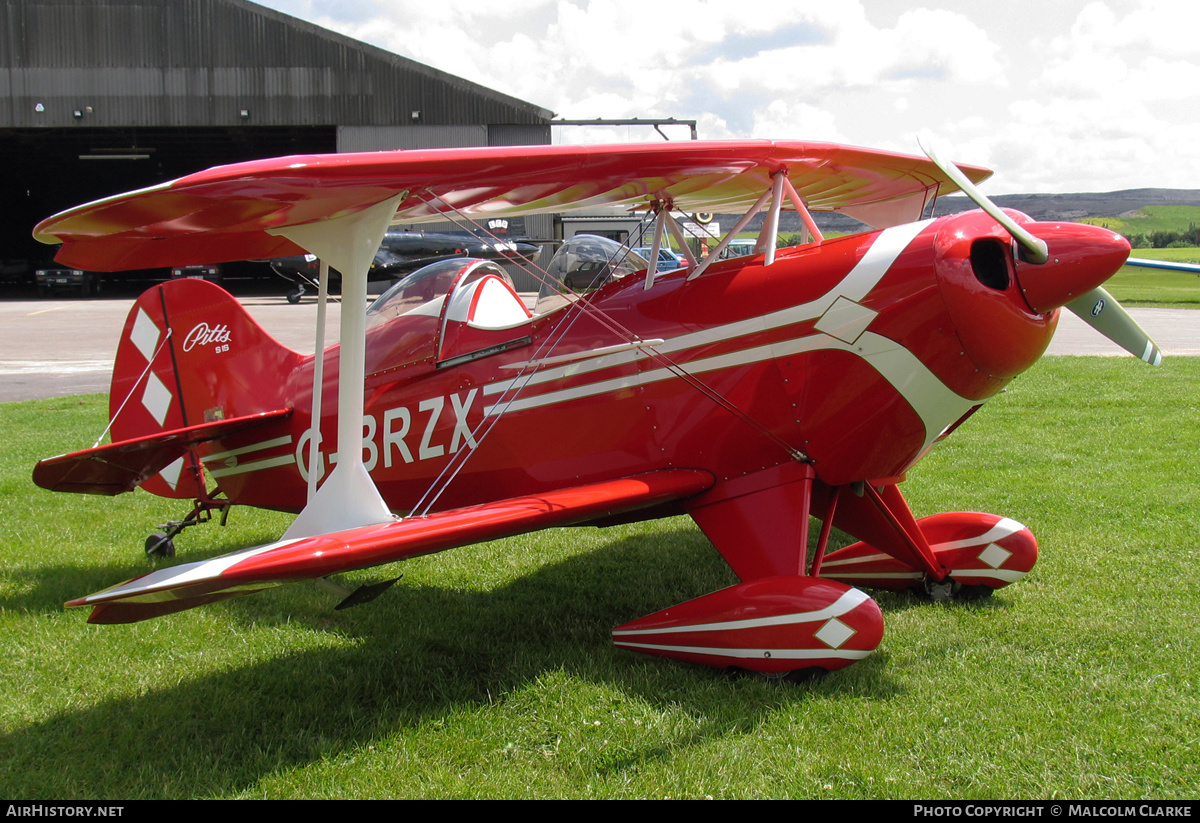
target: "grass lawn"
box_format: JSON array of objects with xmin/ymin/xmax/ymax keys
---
[
  {"xmin": 1084, "ymin": 205, "xmax": 1200, "ymax": 238},
  {"xmin": 1106, "ymin": 248, "xmax": 1200, "ymax": 308},
  {"xmin": 2, "ymin": 357, "xmax": 1197, "ymax": 799}
]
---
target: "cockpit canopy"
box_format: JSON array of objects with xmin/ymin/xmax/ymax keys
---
[
  {"xmin": 544, "ymin": 234, "xmax": 648, "ymax": 292},
  {"xmin": 365, "ymin": 258, "xmax": 534, "ymax": 375},
  {"xmin": 365, "ymin": 236, "xmax": 651, "ymax": 344},
  {"xmin": 367, "ymin": 258, "xmax": 517, "ymax": 329}
]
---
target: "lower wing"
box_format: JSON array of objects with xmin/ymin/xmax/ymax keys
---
[{"xmin": 69, "ymin": 469, "xmax": 714, "ymax": 624}]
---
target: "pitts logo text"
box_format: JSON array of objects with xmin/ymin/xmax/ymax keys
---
[{"xmin": 183, "ymin": 322, "xmax": 232, "ymax": 353}]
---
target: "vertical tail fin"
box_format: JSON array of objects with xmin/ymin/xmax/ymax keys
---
[{"xmin": 109, "ymin": 279, "xmax": 301, "ymax": 498}]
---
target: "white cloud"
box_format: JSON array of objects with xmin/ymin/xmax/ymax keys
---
[
  {"xmin": 749, "ymin": 100, "xmax": 844, "ymax": 142},
  {"xmin": 252, "ymin": 0, "xmax": 1200, "ymax": 191}
]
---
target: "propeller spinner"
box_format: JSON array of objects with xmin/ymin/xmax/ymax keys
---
[{"xmin": 921, "ymin": 138, "xmax": 1163, "ymax": 365}]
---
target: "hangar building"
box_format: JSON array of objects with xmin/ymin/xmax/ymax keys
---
[{"xmin": 1, "ymin": 0, "xmax": 555, "ymax": 270}]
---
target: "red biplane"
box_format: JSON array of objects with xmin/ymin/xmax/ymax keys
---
[{"xmin": 31, "ymin": 140, "xmax": 1159, "ymax": 679}]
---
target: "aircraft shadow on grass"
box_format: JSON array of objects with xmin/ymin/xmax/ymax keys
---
[{"xmin": 0, "ymin": 524, "xmax": 944, "ymax": 798}]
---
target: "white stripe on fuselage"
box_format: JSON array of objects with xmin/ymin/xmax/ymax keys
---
[
  {"xmin": 485, "ymin": 219, "xmax": 935, "ymax": 399},
  {"xmin": 482, "ymin": 220, "xmax": 975, "ymax": 451}
]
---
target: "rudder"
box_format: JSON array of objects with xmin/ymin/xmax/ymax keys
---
[{"xmin": 109, "ymin": 279, "xmax": 301, "ymax": 499}]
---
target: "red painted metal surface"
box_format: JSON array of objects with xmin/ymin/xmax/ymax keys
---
[
  {"xmin": 31, "ymin": 141, "xmax": 1136, "ymax": 674},
  {"xmin": 35, "ymin": 141, "xmax": 992, "ymax": 271},
  {"xmin": 613, "ymin": 576, "xmax": 884, "ymax": 674},
  {"xmin": 45, "ymin": 206, "xmax": 1126, "ymax": 629},
  {"xmin": 819, "ymin": 511, "xmax": 1038, "ymax": 592},
  {"xmin": 32, "ymin": 408, "xmax": 291, "ymax": 495},
  {"xmin": 72, "ymin": 469, "xmax": 715, "ymax": 624}
]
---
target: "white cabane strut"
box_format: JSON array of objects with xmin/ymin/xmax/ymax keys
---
[
  {"xmin": 270, "ymin": 193, "xmax": 407, "ymax": 539},
  {"xmin": 684, "ymin": 169, "xmax": 824, "ymax": 281}
]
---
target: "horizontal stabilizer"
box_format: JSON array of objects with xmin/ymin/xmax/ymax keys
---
[
  {"xmin": 33, "ymin": 408, "xmax": 292, "ymax": 495},
  {"xmin": 68, "ymin": 469, "xmax": 714, "ymax": 623},
  {"xmin": 1125, "ymin": 257, "xmax": 1200, "ymax": 274}
]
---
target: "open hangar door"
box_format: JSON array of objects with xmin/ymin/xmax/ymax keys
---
[{"xmin": 1, "ymin": 125, "xmax": 336, "ymax": 293}]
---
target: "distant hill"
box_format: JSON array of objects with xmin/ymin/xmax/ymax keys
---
[
  {"xmin": 721, "ymin": 189, "xmax": 1200, "ymax": 235},
  {"xmin": 933, "ymin": 189, "xmax": 1200, "ymax": 221}
]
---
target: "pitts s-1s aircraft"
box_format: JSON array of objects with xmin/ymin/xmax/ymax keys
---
[{"xmin": 32, "ymin": 140, "xmax": 1160, "ymax": 679}]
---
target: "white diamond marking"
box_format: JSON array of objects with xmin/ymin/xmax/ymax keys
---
[
  {"xmin": 130, "ymin": 308, "xmax": 162, "ymax": 363},
  {"xmin": 141, "ymin": 372, "xmax": 172, "ymax": 426},
  {"xmin": 815, "ymin": 617, "xmax": 856, "ymax": 649},
  {"xmin": 159, "ymin": 457, "xmax": 184, "ymax": 491},
  {"xmin": 814, "ymin": 296, "xmax": 878, "ymax": 345},
  {"xmin": 978, "ymin": 543, "xmax": 1012, "ymax": 569}
]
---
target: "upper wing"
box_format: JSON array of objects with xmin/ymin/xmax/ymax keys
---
[
  {"xmin": 35, "ymin": 140, "xmax": 991, "ymax": 271},
  {"xmin": 68, "ymin": 469, "xmax": 714, "ymax": 624}
]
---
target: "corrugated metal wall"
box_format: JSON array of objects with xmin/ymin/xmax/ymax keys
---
[
  {"xmin": 1, "ymin": 0, "xmax": 553, "ymax": 129},
  {"xmin": 338, "ymin": 124, "xmax": 552, "ymax": 152},
  {"xmin": 338, "ymin": 125, "xmax": 490, "ymax": 152},
  {"xmin": 1, "ymin": 0, "xmax": 555, "ymax": 263}
]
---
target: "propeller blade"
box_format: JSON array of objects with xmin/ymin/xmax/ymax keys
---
[
  {"xmin": 919, "ymin": 136, "xmax": 1049, "ymax": 264},
  {"xmin": 920, "ymin": 136, "xmax": 1162, "ymax": 366},
  {"xmin": 1065, "ymin": 286, "xmax": 1163, "ymax": 365}
]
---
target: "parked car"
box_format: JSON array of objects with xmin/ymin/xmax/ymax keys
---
[
  {"xmin": 171, "ymin": 263, "xmax": 222, "ymax": 282},
  {"xmin": 720, "ymin": 238, "xmax": 758, "ymax": 259},
  {"xmin": 632, "ymin": 246, "xmax": 687, "ymax": 271},
  {"xmin": 35, "ymin": 266, "xmax": 101, "ymax": 297}
]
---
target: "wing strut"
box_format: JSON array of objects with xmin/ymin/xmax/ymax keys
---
[
  {"xmin": 757, "ymin": 171, "xmax": 786, "ymax": 265},
  {"xmin": 664, "ymin": 212, "xmax": 698, "ymax": 268},
  {"xmin": 781, "ymin": 175, "xmax": 824, "ymax": 245},
  {"xmin": 267, "ymin": 194, "xmax": 406, "ymax": 538},
  {"xmin": 644, "ymin": 205, "xmax": 667, "ymax": 290},
  {"xmin": 644, "ymin": 207, "xmax": 700, "ymax": 290},
  {"xmin": 685, "ymin": 169, "xmax": 825, "ymax": 281},
  {"xmin": 687, "ymin": 185, "xmax": 775, "ymax": 281},
  {"xmin": 306, "ymin": 259, "xmax": 331, "ymax": 502}
]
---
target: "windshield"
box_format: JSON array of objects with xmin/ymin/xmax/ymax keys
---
[
  {"xmin": 544, "ymin": 234, "xmax": 647, "ymax": 292},
  {"xmin": 366, "ymin": 258, "xmax": 512, "ymax": 329},
  {"xmin": 720, "ymin": 239, "xmax": 758, "ymax": 259}
]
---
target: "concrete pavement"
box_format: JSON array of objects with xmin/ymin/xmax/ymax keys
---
[
  {"xmin": 0, "ymin": 294, "xmax": 344, "ymax": 402},
  {"xmin": 1, "ymin": 294, "xmax": 1196, "ymax": 403}
]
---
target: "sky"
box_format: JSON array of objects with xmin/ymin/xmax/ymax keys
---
[{"xmin": 252, "ymin": 0, "xmax": 1200, "ymax": 194}]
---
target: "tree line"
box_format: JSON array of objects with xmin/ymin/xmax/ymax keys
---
[{"xmin": 1121, "ymin": 223, "xmax": 1200, "ymax": 249}]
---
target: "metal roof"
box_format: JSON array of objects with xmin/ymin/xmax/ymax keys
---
[{"xmin": 0, "ymin": 0, "xmax": 555, "ymax": 129}]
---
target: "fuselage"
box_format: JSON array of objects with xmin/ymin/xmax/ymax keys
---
[{"xmin": 202, "ymin": 207, "xmax": 1132, "ymax": 516}]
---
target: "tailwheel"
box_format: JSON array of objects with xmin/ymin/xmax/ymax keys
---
[
  {"xmin": 145, "ymin": 532, "xmax": 175, "ymax": 558},
  {"xmin": 143, "ymin": 497, "xmax": 230, "ymax": 560}
]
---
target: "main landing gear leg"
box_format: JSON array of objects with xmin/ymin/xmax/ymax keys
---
[
  {"xmin": 145, "ymin": 497, "xmax": 230, "ymax": 559},
  {"xmin": 818, "ymin": 484, "xmax": 1039, "ymax": 598}
]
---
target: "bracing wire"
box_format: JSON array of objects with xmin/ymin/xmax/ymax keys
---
[
  {"xmin": 402, "ymin": 193, "xmax": 805, "ymax": 517},
  {"xmin": 94, "ymin": 328, "xmax": 174, "ymax": 448}
]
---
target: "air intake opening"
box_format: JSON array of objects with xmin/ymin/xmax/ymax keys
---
[{"xmin": 969, "ymin": 240, "xmax": 1011, "ymax": 291}]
